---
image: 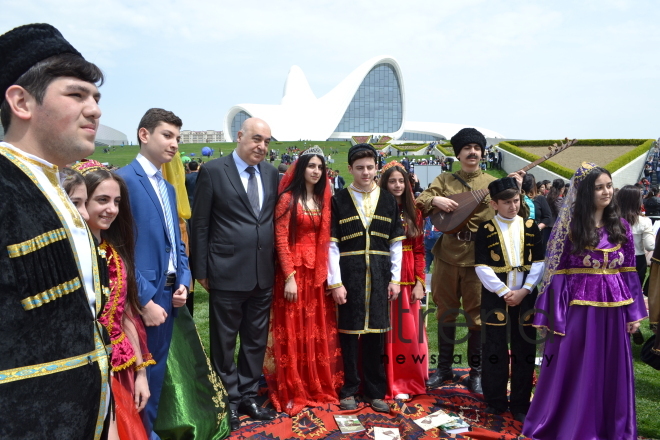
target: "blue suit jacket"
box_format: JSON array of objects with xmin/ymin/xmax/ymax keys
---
[{"xmin": 117, "ymin": 159, "xmax": 191, "ymax": 310}]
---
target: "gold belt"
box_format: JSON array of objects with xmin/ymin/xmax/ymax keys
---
[{"xmin": 0, "ymin": 344, "xmax": 108, "ymax": 385}]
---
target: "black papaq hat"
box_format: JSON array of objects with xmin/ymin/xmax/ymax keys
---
[
  {"xmin": 450, "ymin": 127, "xmax": 486, "ymax": 157},
  {"xmin": 348, "ymin": 143, "xmax": 378, "ymax": 164},
  {"xmin": 488, "ymin": 177, "xmax": 519, "ymax": 199},
  {"xmin": 0, "ymin": 23, "xmax": 82, "ymax": 104}
]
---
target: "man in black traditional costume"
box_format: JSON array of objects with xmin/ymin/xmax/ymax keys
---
[
  {"xmin": 0, "ymin": 23, "xmax": 109, "ymax": 439},
  {"xmin": 474, "ymin": 177, "xmax": 544, "ymax": 424},
  {"xmin": 327, "ymin": 143, "xmax": 405, "ymax": 413}
]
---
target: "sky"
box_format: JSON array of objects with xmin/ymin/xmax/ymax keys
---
[{"xmin": 2, "ymin": 0, "xmax": 659, "ymax": 141}]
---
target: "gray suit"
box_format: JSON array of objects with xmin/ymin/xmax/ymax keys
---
[{"xmin": 190, "ymin": 152, "xmax": 277, "ymax": 409}]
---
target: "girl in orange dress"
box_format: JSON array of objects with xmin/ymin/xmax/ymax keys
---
[
  {"xmin": 264, "ymin": 147, "xmax": 343, "ymax": 416},
  {"xmin": 379, "ymin": 161, "xmax": 428, "ymax": 399}
]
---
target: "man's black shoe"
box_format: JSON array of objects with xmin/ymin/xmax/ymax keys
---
[
  {"xmin": 239, "ymin": 400, "xmax": 277, "ymax": 421},
  {"xmin": 484, "ymin": 405, "xmax": 505, "ymax": 415},
  {"xmin": 230, "ymin": 410, "xmax": 241, "ymax": 431},
  {"xmin": 425, "ymin": 370, "xmax": 453, "ymax": 389}
]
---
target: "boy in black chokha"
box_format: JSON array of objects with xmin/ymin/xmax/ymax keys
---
[
  {"xmin": 474, "ymin": 177, "xmax": 545, "ymax": 424},
  {"xmin": 327, "ymin": 143, "xmax": 406, "ymax": 413}
]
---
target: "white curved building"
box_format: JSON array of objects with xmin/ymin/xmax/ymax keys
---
[
  {"xmin": 225, "ymin": 55, "xmax": 504, "ymax": 142},
  {"xmin": 95, "ymin": 124, "xmax": 128, "ymax": 147}
]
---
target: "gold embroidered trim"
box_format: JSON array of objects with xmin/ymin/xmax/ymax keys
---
[
  {"xmin": 569, "ymin": 298, "xmax": 634, "ymax": 307},
  {"xmin": 587, "ymin": 244, "xmax": 622, "ymax": 253},
  {"xmin": 369, "ymin": 250, "xmax": 390, "ymax": 256},
  {"xmin": 415, "ymin": 275, "xmax": 426, "ymax": 292},
  {"xmin": 371, "ymin": 231, "xmax": 389, "ymax": 239},
  {"xmin": 532, "ymin": 325, "xmax": 565, "ymax": 336},
  {"xmin": 327, "ymin": 282, "xmax": 343, "ymax": 289},
  {"xmin": 285, "ymin": 271, "xmax": 296, "ymax": 282},
  {"xmin": 7, "ymin": 228, "xmax": 67, "ymax": 258},
  {"xmin": 111, "ymin": 355, "xmax": 137, "ymax": 372},
  {"xmin": 0, "ymin": 344, "xmax": 107, "ymax": 384},
  {"xmin": 340, "ymin": 232, "xmax": 364, "ymax": 241},
  {"xmin": 372, "ymin": 215, "xmax": 392, "ymax": 223},
  {"xmin": 488, "ymin": 265, "xmax": 531, "ymax": 273},
  {"xmin": 21, "ymin": 277, "xmax": 82, "ymax": 310},
  {"xmin": 402, "ymin": 245, "xmax": 413, "ymax": 251},
  {"xmin": 553, "ymin": 267, "xmax": 636, "ymax": 275},
  {"xmin": 390, "ymin": 280, "xmax": 403, "ymax": 285},
  {"xmin": 134, "ymin": 359, "xmax": 157, "ymax": 371},
  {"xmin": 339, "ymin": 250, "xmax": 390, "ymax": 256},
  {"xmin": 389, "ymin": 236, "xmax": 406, "ymax": 244},
  {"xmin": 330, "ymin": 237, "xmax": 340, "ymax": 242},
  {"xmin": 339, "ymin": 216, "xmax": 360, "ymax": 225},
  {"xmin": 338, "ymin": 327, "xmax": 391, "ymax": 334}
]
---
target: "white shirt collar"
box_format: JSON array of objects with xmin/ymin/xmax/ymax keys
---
[
  {"xmin": 232, "ymin": 150, "xmax": 260, "ymax": 174},
  {"xmin": 136, "ymin": 153, "xmax": 161, "ymax": 178}
]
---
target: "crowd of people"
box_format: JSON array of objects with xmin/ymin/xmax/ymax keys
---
[{"xmin": 1, "ymin": 23, "xmax": 657, "ymax": 440}]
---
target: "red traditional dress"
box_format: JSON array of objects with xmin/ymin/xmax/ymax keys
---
[
  {"xmin": 99, "ymin": 241, "xmax": 154, "ymax": 439},
  {"xmin": 264, "ymin": 187, "xmax": 343, "ymax": 416},
  {"xmin": 385, "ymin": 209, "xmax": 428, "ymax": 398}
]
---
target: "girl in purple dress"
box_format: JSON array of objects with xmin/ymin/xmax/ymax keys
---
[{"xmin": 523, "ymin": 163, "xmax": 647, "ymax": 440}]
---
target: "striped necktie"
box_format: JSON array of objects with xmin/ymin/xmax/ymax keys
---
[{"xmin": 156, "ymin": 171, "xmax": 177, "ymax": 269}]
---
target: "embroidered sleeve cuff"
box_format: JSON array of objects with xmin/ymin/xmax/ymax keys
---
[
  {"xmin": 285, "ymin": 271, "xmax": 296, "ymax": 282},
  {"xmin": 415, "ymin": 275, "xmax": 426, "ymax": 292},
  {"xmin": 330, "ymin": 237, "xmax": 339, "ymax": 242},
  {"xmin": 135, "ymin": 359, "xmax": 156, "ymax": 371},
  {"xmin": 389, "ymin": 236, "xmax": 406, "ymax": 244},
  {"xmin": 522, "ymin": 283, "xmax": 534, "ymax": 292},
  {"xmin": 390, "ymin": 280, "xmax": 403, "ymax": 285},
  {"xmin": 496, "ymin": 285, "xmax": 510, "ymax": 297},
  {"xmin": 327, "ymin": 282, "xmax": 343, "ymax": 289}
]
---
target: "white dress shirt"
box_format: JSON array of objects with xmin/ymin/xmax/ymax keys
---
[
  {"xmin": 136, "ymin": 153, "xmax": 176, "ymax": 273},
  {"xmin": 232, "ymin": 150, "xmax": 264, "ymax": 209}
]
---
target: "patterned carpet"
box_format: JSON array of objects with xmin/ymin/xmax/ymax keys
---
[{"xmin": 229, "ymin": 368, "xmax": 529, "ymax": 439}]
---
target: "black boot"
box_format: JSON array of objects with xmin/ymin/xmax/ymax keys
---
[
  {"xmin": 466, "ymin": 330, "xmax": 483, "ymax": 394},
  {"xmin": 426, "ymin": 324, "xmax": 456, "ymax": 389}
]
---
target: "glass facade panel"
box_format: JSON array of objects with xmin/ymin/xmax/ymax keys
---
[
  {"xmin": 334, "ymin": 63, "xmax": 402, "ymax": 133},
  {"xmin": 230, "ymin": 110, "xmax": 252, "ymax": 141},
  {"xmin": 400, "ymin": 132, "xmax": 446, "ymax": 142}
]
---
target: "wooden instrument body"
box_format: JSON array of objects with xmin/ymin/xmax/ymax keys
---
[{"xmin": 429, "ymin": 189, "xmax": 489, "ymax": 233}]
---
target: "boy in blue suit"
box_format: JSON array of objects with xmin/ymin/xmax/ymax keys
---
[{"xmin": 117, "ymin": 108, "xmax": 191, "ymax": 439}]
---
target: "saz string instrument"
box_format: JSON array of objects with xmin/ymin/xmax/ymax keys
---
[{"xmin": 429, "ymin": 138, "xmax": 578, "ymax": 234}]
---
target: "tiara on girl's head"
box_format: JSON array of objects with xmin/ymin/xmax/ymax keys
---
[
  {"xmin": 71, "ymin": 159, "xmax": 105, "ymax": 175},
  {"xmin": 573, "ymin": 162, "xmax": 598, "ymax": 185},
  {"xmin": 302, "ymin": 146, "xmax": 324, "ymax": 156},
  {"xmin": 381, "ymin": 160, "xmax": 405, "ymax": 174}
]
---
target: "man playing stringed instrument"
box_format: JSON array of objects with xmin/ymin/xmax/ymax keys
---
[{"xmin": 417, "ymin": 128, "xmax": 522, "ymax": 394}]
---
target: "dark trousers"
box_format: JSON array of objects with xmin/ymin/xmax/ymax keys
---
[
  {"xmin": 209, "ymin": 285, "xmax": 272, "ymax": 410},
  {"xmin": 143, "ymin": 285, "xmax": 175, "ymax": 439},
  {"xmin": 636, "ymin": 254, "xmax": 648, "ymax": 285},
  {"xmin": 481, "ymin": 304, "xmax": 536, "ymax": 414},
  {"xmin": 339, "ymin": 332, "xmax": 387, "ymax": 399}
]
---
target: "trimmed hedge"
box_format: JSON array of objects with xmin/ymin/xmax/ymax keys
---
[
  {"xmin": 389, "ymin": 143, "xmax": 430, "ymax": 152},
  {"xmin": 436, "ymin": 143, "xmax": 454, "ymax": 156},
  {"xmin": 510, "ymin": 139, "xmax": 649, "ymax": 147},
  {"xmin": 604, "ymin": 139, "xmax": 654, "ymax": 173},
  {"xmin": 497, "ymin": 141, "xmax": 574, "ymax": 179}
]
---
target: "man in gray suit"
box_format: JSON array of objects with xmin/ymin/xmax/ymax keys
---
[{"xmin": 190, "ymin": 118, "xmax": 278, "ymax": 431}]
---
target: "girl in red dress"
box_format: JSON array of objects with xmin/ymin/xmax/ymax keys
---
[
  {"xmin": 72, "ymin": 160, "xmax": 153, "ymax": 440},
  {"xmin": 263, "ymin": 147, "xmax": 343, "ymax": 416},
  {"xmin": 379, "ymin": 161, "xmax": 428, "ymax": 399}
]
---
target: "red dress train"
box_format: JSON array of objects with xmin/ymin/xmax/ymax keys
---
[
  {"xmin": 385, "ymin": 209, "xmax": 428, "ymax": 398},
  {"xmin": 264, "ymin": 191, "xmax": 343, "ymax": 416}
]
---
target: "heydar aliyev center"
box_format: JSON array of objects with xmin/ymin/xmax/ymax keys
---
[{"xmin": 224, "ymin": 55, "xmax": 504, "ymax": 142}]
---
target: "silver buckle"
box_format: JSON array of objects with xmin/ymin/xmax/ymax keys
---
[{"xmin": 456, "ymin": 230, "xmax": 472, "ymax": 241}]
